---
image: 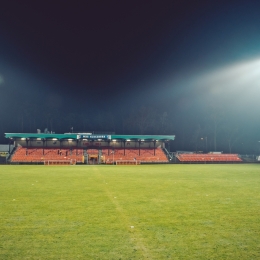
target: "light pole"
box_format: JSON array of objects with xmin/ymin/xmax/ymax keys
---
[{"xmin": 201, "ymin": 137, "xmax": 208, "ymax": 153}]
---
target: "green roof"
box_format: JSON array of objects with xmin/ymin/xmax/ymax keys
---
[
  {"xmin": 111, "ymin": 135, "xmax": 175, "ymax": 140},
  {"xmin": 5, "ymin": 133, "xmax": 78, "ymax": 140},
  {"xmin": 5, "ymin": 133, "xmax": 175, "ymax": 141}
]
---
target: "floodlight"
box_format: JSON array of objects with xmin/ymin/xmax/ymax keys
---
[{"xmin": 196, "ymin": 57, "xmax": 260, "ymax": 93}]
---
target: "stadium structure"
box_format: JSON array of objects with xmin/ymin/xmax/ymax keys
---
[
  {"xmin": 4, "ymin": 132, "xmax": 175, "ymax": 165},
  {"xmin": 3, "ymin": 132, "xmax": 245, "ymax": 164}
]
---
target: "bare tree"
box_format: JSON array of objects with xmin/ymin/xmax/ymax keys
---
[
  {"xmin": 207, "ymin": 106, "xmax": 225, "ymax": 151},
  {"xmin": 190, "ymin": 124, "xmax": 202, "ymax": 152},
  {"xmin": 159, "ymin": 111, "xmax": 169, "ymax": 134},
  {"xmin": 136, "ymin": 106, "xmax": 155, "ymax": 134},
  {"xmin": 223, "ymin": 123, "xmax": 243, "ymax": 153}
]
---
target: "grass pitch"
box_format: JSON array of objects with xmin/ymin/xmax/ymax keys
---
[{"xmin": 1, "ymin": 164, "xmax": 260, "ymax": 259}]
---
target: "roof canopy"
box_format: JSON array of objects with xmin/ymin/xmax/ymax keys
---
[{"xmin": 5, "ymin": 133, "xmax": 175, "ymax": 141}]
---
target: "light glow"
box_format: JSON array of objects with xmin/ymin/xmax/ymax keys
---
[{"xmin": 195, "ymin": 58, "xmax": 260, "ymax": 94}]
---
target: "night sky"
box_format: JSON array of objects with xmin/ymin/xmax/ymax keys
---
[{"xmin": 1, "ymin": 1, "xmax": 260, "ymax": 153}]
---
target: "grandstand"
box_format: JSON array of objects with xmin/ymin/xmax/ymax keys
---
[
  {"xmin": 5, "ymin": 133, "xmax": 174, "ymax": 164},
  {"xmin": 4, "ymin": 133, "xmax": 246, "ymax": 164},
  {"xmin": 176, "ymin": 153, "xmax": 242, "ymax": 163}
]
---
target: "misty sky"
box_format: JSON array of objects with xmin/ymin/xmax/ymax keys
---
[{"xmin": 1, "ymin": 1, "xmax": 260, "ymax": 152}]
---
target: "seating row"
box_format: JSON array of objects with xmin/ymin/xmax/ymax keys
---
[
  {"xmin": 102, "ymin": 148, "xmax": 168, "ymax": 163},
  {"xmin": 10, "ymin": 147, "xmax": 169, "ymax": 163},
  {"xmin": 177, "ymin": 153, "xmax": 242, "ymax": 162},
  {"xmin": 11, "ymin": 147, "xmax": 84, "ymax": 163}
]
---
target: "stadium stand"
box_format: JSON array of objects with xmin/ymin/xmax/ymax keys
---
[
  {"xmin": 11, "ymin": 147, "xmax": 84, "ymax": 163},
  {"xmin": 102, "ymin": 147, "xmax": 168, "ymax": 164},
  {"xmin": 10, "ymin": 147, "xmax": 169, "ymax": 164},
  {"xmin": 176, "ymin": 153, "xmax": 242, "ymax": 163},
  {"xmin": 6, "ymin": 133, "xmax": 174, "ymax": 164}
]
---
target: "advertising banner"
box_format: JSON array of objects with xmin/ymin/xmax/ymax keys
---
[{"xmin": 80, "ymin": 135, "xmax": 111, "ymax": 140}]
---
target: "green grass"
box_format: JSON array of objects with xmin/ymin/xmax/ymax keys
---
[{"xmin": 1, "ymin": 164, "xmax": 260, "ymax": 259}]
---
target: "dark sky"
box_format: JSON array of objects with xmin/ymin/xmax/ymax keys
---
[{"xmin": 1, "ymin": 1, "xmax": 260, "ymax": 151}]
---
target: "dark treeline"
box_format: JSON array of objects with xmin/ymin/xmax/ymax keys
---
[{"xmin": 0, "ymin": 101, "xmax": 259, "ymax": 155}]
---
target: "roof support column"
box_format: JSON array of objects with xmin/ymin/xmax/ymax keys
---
[
  {"xmin": 43, "ymin": 139, "xmax": 45, "ymax": 155},
  {"xmin": 26, "ymin": 139, "xmax": 28, "ymax": 155},
  {"xmin": 8, "ymin": 139, "xmax": 12, "ymax": 154},
  {"xmin": 153, "ymin": 140, "xmax": 156, "ymax": 155},
  {"xmin": 139, "ymin": 140, "xmax": 141, "ymax": 156}
]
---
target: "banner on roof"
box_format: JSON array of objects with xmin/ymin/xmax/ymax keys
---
[{"xmin": 80, "ymin": 135, "xmax": 111, "ymax": 140}]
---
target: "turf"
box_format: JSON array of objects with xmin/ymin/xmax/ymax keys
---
[{"xmin": 1, "ymin": 164, "xmax": 260, "ymax": 259}]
